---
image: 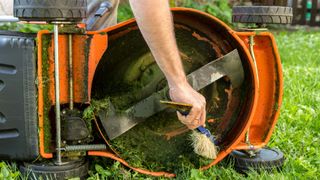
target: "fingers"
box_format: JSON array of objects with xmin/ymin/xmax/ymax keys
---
[
  {"xmin": 168, "ymin": 83, "xmax": 207, "ymax": 129},
  {"xmin": 177, "ymin": 111, "xmax": 194, "ymax": 128},
  {"xmin": 177, "ymin": 101, "xmax": 206, "ymax": 130},
  {"xmin": 200, "ymin": 106, "xmax": 206, "ymax": 126},
  {"xmin": 186, "ymin": 106, "xmax": 199, "ymax": 123},
  {"xmin": 197, "ymin": 93, "xmax": 206, "ymax": 127},
  {"xmin": 177, "ymin": 111, "xmax": 197, "ymax": 129}
]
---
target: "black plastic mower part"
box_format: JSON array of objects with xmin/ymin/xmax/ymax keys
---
[
  {"xmin": 252, "ymin": 0, "xmax": 288, "ymax": 6},
  {"xmin": 61, "ymin": 110, "xmax": 91, "ymax": 143},
  {"xmin": 232, "ymin": 6, "xmax": 293, "ymax": 24},
  {"xmin": 20, "ymin": 159, "xmax": 88, "ymax": 180},
  {"xmin": 14, "ymin": 0, "xmax": 87, "ymax": 22},
  {"xmin": 230, "ymin": 147, "xmax": 285, "ymax": 173},
  {"xmin": 0, "ymin": 31, "xmax": 39, "ymax": 160}
]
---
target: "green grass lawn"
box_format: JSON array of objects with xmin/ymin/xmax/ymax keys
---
[{"xmin": 0, "ymin": 31, "xmax": 319, "ymax": 179}]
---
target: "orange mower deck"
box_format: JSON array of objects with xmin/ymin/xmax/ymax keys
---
[{"xmin": 36, "ymin": 8, "xmax": 283, "ymax": 177}]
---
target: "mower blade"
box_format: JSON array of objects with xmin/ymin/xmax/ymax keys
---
[
  {"xmin": 98, "ymin": 88, "xmax": 169, "ymax": 140},
  {"xmin": 98, "ymin": 102, "xmax": 145, "ymax": 140},
  {"xmin": 100, "ymin": 49, "xmax": 244, "ymax": 140},
  {"xmin": 187, "ymin": 49, "xmax": 244, "ymax": 89}
]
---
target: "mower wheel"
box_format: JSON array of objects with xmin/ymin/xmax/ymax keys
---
[
  {"xmin": 232, "ymin": 6, "xmax": 293, "ymax": 24},
  {"xmin": 14, "ymin": 0, "xmax": 87, "ymax": 22},
  {"xmin": 229, "ymin": 147, "xmax": 285, "ymax": 173},
  {"xmin": 20, "ymin": 159, "xmax": 88, "ymax": 180}
]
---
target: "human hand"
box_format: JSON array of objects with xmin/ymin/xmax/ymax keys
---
[{"xmin": 169, "ymin": 82, "xmax": 206, "ymax": 129}]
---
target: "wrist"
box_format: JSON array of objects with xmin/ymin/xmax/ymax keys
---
[{"xmin": 168, "ymin": 76, "xmax": 189, "ymax": 90}]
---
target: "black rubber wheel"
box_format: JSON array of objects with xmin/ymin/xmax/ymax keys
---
[
  {"xmin": 252, "ymin": 0, "xmax": 288, "ymax": 6},
  {"xmin": 13, "ymin": 0, "xmax": 87, "ymax": 22},
  {"xmin": 20, "ymin": 159, "xmax": 88, "ymax": 180},
  {"xmin": 232, "ymin": 6, "xmax": 293, "ymax": 24},
  {"xmin": 229, "ymin": 148, "xmax": 285, "ymax": 173}
]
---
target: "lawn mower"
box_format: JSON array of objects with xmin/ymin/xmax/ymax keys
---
[{"xmin": 0, "ymin": 0, "xmax": 292, "ymax": 179}]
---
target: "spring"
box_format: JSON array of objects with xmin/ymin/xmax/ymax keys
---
[{"xmin": 65, "ymin": 144, "xmax": 107, "ymax": 151}]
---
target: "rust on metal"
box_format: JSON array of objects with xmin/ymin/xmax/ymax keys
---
[
  {"xmin": 191, "ymin": 31, "xmax": 223, "ymax": 56},
  {"xmin": 164, "ymin": 126, "xmax": 189, "ymax": 140}
]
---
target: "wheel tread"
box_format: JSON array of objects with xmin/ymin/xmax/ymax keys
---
[
  {"xmin": 232, "ymin": 6, "xmax": 293, "ymax": 24},
  {"xmin": 230, "ymin": 148, "xmax": 285, "ymax": 173},
  {"xmin": 13, "ymin": 0, "xmax": 87, "ymax": 22}
]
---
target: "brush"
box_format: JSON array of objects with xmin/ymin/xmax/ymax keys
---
[
  {"xmin": 191, "ymin": 126, "xmax": 218, "ymax": 159},
  {"xmin": 160, "ymin": 100, "xmax": 218, "ymax": 159}
]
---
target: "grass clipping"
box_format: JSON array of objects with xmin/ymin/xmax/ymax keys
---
[{"xmin": 85, "ymin": 97, "xmax": 216, "ymax": 173}]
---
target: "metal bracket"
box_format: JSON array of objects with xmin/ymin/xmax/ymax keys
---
[{"xmin": 95, "ymin": 2, "xmax": 113, "ymax": 17}]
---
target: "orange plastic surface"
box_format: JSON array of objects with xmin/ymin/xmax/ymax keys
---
[{"xmin": 36, "ymin": 7, "xmax": 282, "ymax": 177}]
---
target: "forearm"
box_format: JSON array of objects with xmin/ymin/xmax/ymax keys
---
[{"xmin": 129, "ymin": 0, "xmax": 187, "ymax": 87}]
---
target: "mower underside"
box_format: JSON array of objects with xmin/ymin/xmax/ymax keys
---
[{"xmin": 0, "ymin": 8, "xmax": 283, "ymax": 178}]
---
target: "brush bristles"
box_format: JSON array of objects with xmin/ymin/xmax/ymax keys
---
[{"xmin": 190, "ymin": 130, "xmax": 217, "ymax": 159}]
